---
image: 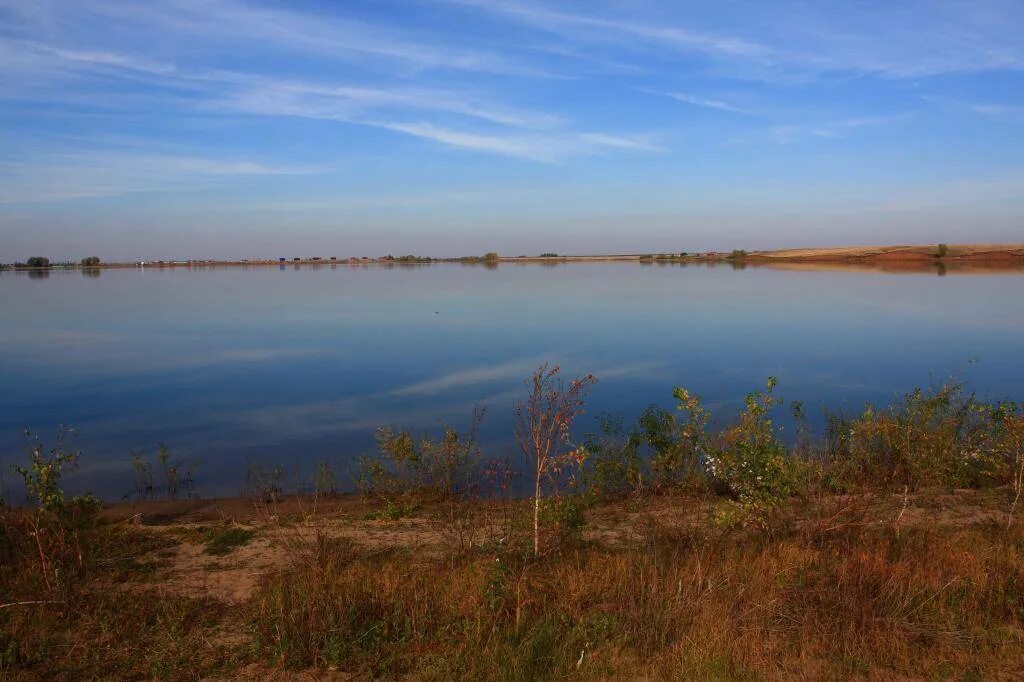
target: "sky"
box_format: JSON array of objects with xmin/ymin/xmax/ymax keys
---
[{"xmin": 1, "ymin": 0, "xmax": 1023, "ymax": 260}]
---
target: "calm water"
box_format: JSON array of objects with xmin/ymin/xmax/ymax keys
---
[{"xmin": 2, "ymin": 262, "xmax": 1023, "ymax": 500}]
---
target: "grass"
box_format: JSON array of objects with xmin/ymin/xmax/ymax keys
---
[
  {"xmin": 202, "ymin": 525, "xmax": 254, "ymax": 555},
  {"xmin": 247, "ymin": 495, "xmax": 1024, "ymax": 679},
  {"xmin": 1, "ymin": 490, "xmax": 1023, "ymax": 678}
]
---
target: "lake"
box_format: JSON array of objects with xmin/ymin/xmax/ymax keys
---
[{"xmin": 2, "ymin": 261, "xmax": 1023, "ymax": 500}]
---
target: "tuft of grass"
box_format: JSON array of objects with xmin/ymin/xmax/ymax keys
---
[
  {"xmin": 361, "ymin": 498, "xmax": 417, "ymax": 521},
  {"xmin": 202, "ymin": 526, "xmax": 254, "ymax": 556}
]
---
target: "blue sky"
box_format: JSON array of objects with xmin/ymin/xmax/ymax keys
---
[{"xmin": 1, "ymin": 0, "xmax": 1023, "ymax": 260}]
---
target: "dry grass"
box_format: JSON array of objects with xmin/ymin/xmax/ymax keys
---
[
  {"xmin": 6, "ymin": 490, "xmax": 1021, "ymax": 679},
  {"xmin": 241, "ymin": 492, "xmax": 1024, "ymax": 679}
]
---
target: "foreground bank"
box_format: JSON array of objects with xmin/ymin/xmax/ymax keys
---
[
  {"xmin": 3, "ymin": 373, "xmax": 1024, "ymax": 678},
  {"xmin": 2, "ymin": 489, "xmax": 1024, "ymax": 679}
]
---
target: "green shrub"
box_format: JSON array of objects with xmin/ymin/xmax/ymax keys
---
[
  {"xmin": 8, "ymin": 428, "xmax": 102, "ymax": 596},
  {"xmin": 537, "ymin": 496, "xmax": 586, "ymax": 548},
  {"xmin": 835, "ymin": 384, "xmax": 1007, "ymax": 490},
  {"xmin": 651, "ymin": 399, "xmax": 707, "ymax": 489},
  {"xmin": 358, "ymin": 408, "xmax": 485, "ymax": 500},
  {"xmin": 582, "ymin": 415, "xmax": 643, "ymax": 499},
  {"xmin": 703, "ymin": 378, "xmax": 802, "ymax": 527}
]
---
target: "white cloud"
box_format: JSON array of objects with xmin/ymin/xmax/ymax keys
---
[
  {"xmin": 655, "ymin": 91, "xmax": 749, "ymax": 114},
  {"xmin": 369, "ymin": 121, "xmax": 661, "ymax": 161}
]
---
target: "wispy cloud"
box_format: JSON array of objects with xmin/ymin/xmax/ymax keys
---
[
  {"xmin": 219, "ymin": 78, "xmax": 563, "ymax": 130},
  {"xmin": 922, "ymin": 94, "xmax": 1024, "ymax": 121},
  {"xmin": 0, "ymin": 151, "xmax": 327, "ymax": 204},
  {"xmin": 445, "ymin": 0, "xmax": 1024, "ymax": 81},
  {"xmin": 446, "ymin": 0, "xmax": 770, "ymax": 59},
  {"xmin": 734, "ymin": 113, "xmax": 915, "ymax": 145},
  {"xmin": 969, "ymin": 103, "xmax": 1024, "ymax": 117},
  {"xmin": 0, "ymin": 33, "xmax": 659, "ymax": 164},
  {"xmin": 64, "ymin": 0, "xmax": 549, "ymax": 77},
  {"xmin": 652, "ymin": 91, "xmax": 749, "ymax": 114},
  {"xmin": 369, "ymin": 122, "xmax": 661, "ymax": 161}
]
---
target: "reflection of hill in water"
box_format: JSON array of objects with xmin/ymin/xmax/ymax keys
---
[{"xmin": 749, "ymin": 261, "xmax": 1024, "ymax": 276}]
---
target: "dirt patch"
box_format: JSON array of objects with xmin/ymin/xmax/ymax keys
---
[
  {"xmin": 136, "ymin": 514, "xmax": 452, "ymax": 602},
  {"xmin": 122, "ymin": 489, "xmax": 1018, "ymax": 604}
]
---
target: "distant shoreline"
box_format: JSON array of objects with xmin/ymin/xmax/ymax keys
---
[{"xmin": 4, "ymin": 243, "xmax": 1024, "ymax": 271}]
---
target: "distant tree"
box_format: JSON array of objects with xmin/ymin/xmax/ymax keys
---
[
  {"xmin": 730, "ymin": 249, "xmax": 748, "ymax": 260},
  {"xmin": 483, "ymin": 252, "xmax": 500, "ymax": 262},
  {"xmin": 937, "ymin": 243, "xmax": 949, "ymax": 258},
  {"xmin": 539, "ymin": 252, "xmax": 559, "ymax": 258},
  {"xmin": 80, "ymin": 256, "xmax": 101, "ymax": 267},
  {"xmin": 26, "ymin": 256, "xmax": 50, "ymax": 268}
]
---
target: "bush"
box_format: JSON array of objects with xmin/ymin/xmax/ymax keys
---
[
  {"xmin": 834, "ymin": 384, "xmax": 1009, "ymax": 490},
  {"xmin": 130, "ymin": 444, "xmax": 196, "ymax": 501},
  {"xmin": 358, "ymin": 408, "xmax": 486, "ymax": 501},
  {"xmin": 582, "ymin": 415, "xmax": 643, "ymax": 499},
  {"xmin": 703, "ymin": 378, "xmax": 803, "ymax": 527},
  {"xmin": 6, "ymin": 428, "xmax": 102, "ymax": 596},
  {"xmin": 80, "ymin": 256, "xmax": 101, "ymax": 267},
  {"xmin": 244, "ymin": 462, "xmax": 286, "ymax": 501},
  {"xmin": 937, "ymin": 243, "xmax": 949, "ymax": 258},
  {"xmin": 25, "ymin": 257, "xmax": 50, "ymax": 268},
  {"xmin": 649, "ymin": 400, "xmax": 706, "ymax": 490}
]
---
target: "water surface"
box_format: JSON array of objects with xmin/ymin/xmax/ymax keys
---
[{"xmin": 2, "ymin": 262, "xmax": 1023, "ymax": 499}]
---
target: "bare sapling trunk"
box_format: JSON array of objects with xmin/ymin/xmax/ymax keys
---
[
  {"xmin": 1007, "ymin": 409, "xmax": 1024, "ymax": 528},
  {"xmin": 516, "ymin": 364, "xmax": 596, "ymax": 557}
]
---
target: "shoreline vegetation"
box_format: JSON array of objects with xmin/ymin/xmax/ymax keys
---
[
  {"xmin": 3, "ymin": 367, "xmax": 1024, "ymax": 677},
  {"xmin": 3, "ymin": 242, "xmax": 1024, "ymax": 274}
]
